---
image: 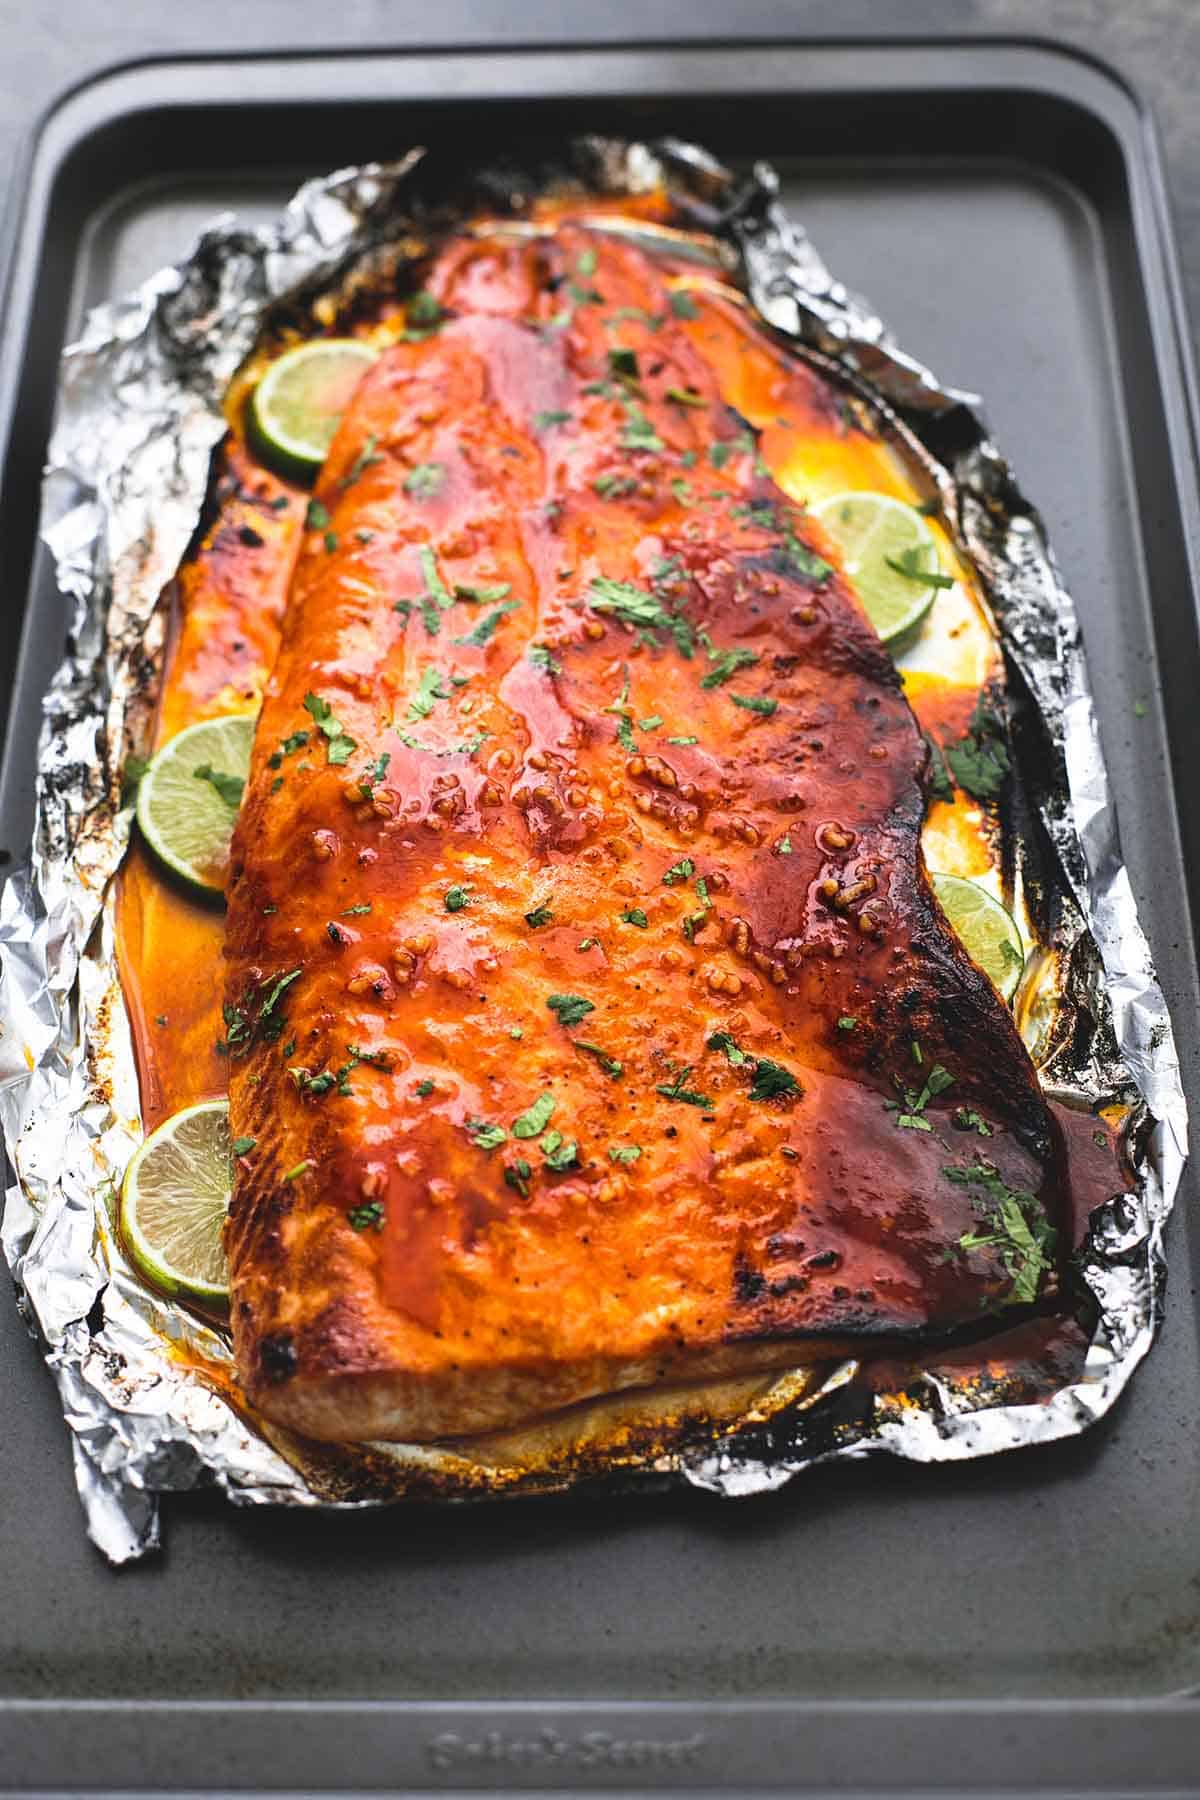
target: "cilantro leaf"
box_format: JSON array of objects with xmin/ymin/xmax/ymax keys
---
[
  {"xmin": 669, "ymin": 291, "xmax": 700, "ymax": 319},
  {"xmin": 944, "ymin": 696, "xmax": 1012, "ymax": 802},
  {"xmin": 512, "ymin": 1092, "xmax": 556, "ymax": 1139},
  {"xmin": 406, "ymin": 667, "xmax": 449, "ymax": 720},
  {"xmin": 546, "ymin": 993, "xmax": 594, "ymax": 1027},
  {"xmin": 608, "ymin": 1144, "xmax": 642, "ymax": 1164},
  {"xmin": 444, "ymin": 885, "xmax": 470, "ymax": 912},
  {"xmin": 454, "ymin": 600, "xmax": 520, "ymax": 647},
  {"xmin": 730, "ymin": 694, "xmax": 778, "ymax": 716},
  {"xmin": 619, "ymin": 908, "xmax": 648, "ymax": 929},
  {"xmin": 575, "ymin": 1042, "xmax": 622, "ymax": 1080},
  {"xmin": 467, "ymin": 1118, "xmax": 507, "ymax": 1151},
  {"xmin": 662, "ymin": 858, "xmax": 694, "ymax": 886},
  {"xmin": 748, "ymin": 1058, "xmax": 800, "ymax": 1102},
  {"xmin": 192, "ymin": 763, "xmax": 244, "ymax": 809},
  {"xmin": 701, "ymin": 645, "xmax": 759, "ymax": 689},
  {"xmin": 656, "ymin": 1067, "xmax": 712, "ymax": 1108},
  {"xmin": 405, "ymin": 462, "xmax": 445, "ymax": 501},
  {"xmin": 347, "ymin": 1201, "xmax": 385, "ymax": 1231},
  {"xmin": 884, "ymin": 546, "xmax": 955, "ymax": 591},
  {"xmin": 524, "ymin": 904, "xmax": 554, "ymax": 929}
]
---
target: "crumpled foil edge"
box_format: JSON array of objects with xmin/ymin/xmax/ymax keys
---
[{"xmin": 0, "ymin": 142, "xmax": 1186, "ymax": 1562}]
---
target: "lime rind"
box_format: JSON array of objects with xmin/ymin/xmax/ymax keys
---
[
  {"xmin": 119, "ymin": 1099, "xmax": 233, "ymax": 1308},
  {"xmin": 249, "ymin": 338, "xmax": 379, "ymax": 476},
  {"xmin": 812, "ymin": 490, "xmax": 947, "ymax": 648},
  {"xmin": 930, "ymin": 871, "xmax": 1025, "ymax": 1003},
  {"xmin": 136, "ymin": 714, "xmax": 255, "ymax": 895}
]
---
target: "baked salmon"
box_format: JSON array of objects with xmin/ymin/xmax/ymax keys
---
[{"xmin": 224, "ymin": 220, "xmax": 1064, "ymax": 1443}]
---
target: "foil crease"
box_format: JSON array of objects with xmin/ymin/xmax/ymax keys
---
[{"xmin": 0, "ymin": 140, "xmax": 1186, "ymax": 1562}]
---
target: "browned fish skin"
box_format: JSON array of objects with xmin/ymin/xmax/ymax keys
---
[{"xmin": 225, "ymin": 222, "xmax": 1063, "ymax": 1444}]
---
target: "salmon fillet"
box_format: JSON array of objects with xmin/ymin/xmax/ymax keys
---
[{"xmin": 224, "ymin": 220, "xmax": 1064, "ymax": 1443}]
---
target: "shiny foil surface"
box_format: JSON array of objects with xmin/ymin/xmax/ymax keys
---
[{"xmin": 0, "ymin": 140, "xmax": 1186, "ymax": 1562}]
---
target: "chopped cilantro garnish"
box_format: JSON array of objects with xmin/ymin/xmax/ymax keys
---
[
  {"xmin": 701, "ymin": 645, "xmax": 759, "ymax": 689},
  {"xmin": 944, "ymin": 696, "xmax": 1012, "ymax": 803},
  {"xmin": 528, "ymin": 644, "xmax": 561, "ymax": 675},
  {"xmin": 590, "ymin": 577, "xmax": 666, "ymax": 629},
  {"xmin": 407, "ymin": 667, "xmax": 449, "ymax": 721},
  {"xmin": 639, "ymin": 715, "xmax": 663, "ymax": 731},
  {"xmin": 668, "ymin": 735, "xmax": 698, "ymax": 746},
  {"xmin": 512, "ymin": 1092, "xmax": 556, "ymax": 1139},
  {"xmin": 231, "ymin": 1137, "xmax": 256, "ymax": 1156},
  {"xmin": 342, "ymin": 903, "xmax": 372, "ymax": 917},
  {"xmin": 444, "ymin": 885, "xmax": 471, "ymax": 912},
  {"xmin": 416, "ymin": 1079, "xmax": 434, "ymax": 1097},
  {"xmin": 837, "ymin": 1016, "xmax": 858, "ymax": 1032},
  {"xmin": 577, "ymin": 247, "xmax": 598, "ymax": 277},
  {"xmin": 403, "ymin": 291, "xmax": 445, "ymax": 339},
  {"xmin": 192, "ymin": 763, "xmax": 244, "ymax": 809},
  {"xmin": 607, "ymin": 347, "xmax": 639, "ymax": 380},
  {"xmin": 338, "ymin": 434, "xmax": 383, "ymax": 488},
  {"xmin": 707, "ymin": 1030, "xmax": 748, "ymax": 1067},
  {"xmin": 576, "ymin": 1042, "xmax": 622, "ymax": 1080},
  {"xmin": 776, "ymin": 834, "xmax": 793, "ymax": 855},
  {"xmin": 454, "ymin": 581, "xmax": 512, "ymax": 603},
  {"xmin": 594, "ymin": 473, "xmax": 639, "ymax": 500},
  {"xmin": 890, "ymin": 1061, "xmax": 955, "ymax": 1131},
  {"xmin": 620, "ymin": 908, "xmax": 648, "ymax": 928},
  {"xmin": 533, "ymin": 409, "xmax": 572, "ymax": 432},
  {"xmin": 730, "ymin": 693, "xmax": 778, "ymax": 716},
  {"xmin": 357, "ymin": 752, "xmax": 391, "ymax": 798},
  {"xmin": 504, "ymin": 1158, "xmax": 532, "ymax": 1197},
  {"xmin": 525, "ymin": 904, "xmax": 554, "ymax": 928},
  {"xmin": 547, "ymin": 993, "xmax": 594, "ymax": 1027},
  {"xmin": 608, "ymin": 1144, "xmax": 643, "ymax": 1164},
  {"xmin": 620, "ymin": 400, "xmax": 664, "ymax": 453},
  {"xmin": 656, "ymin": 1067, "xmax": 712, "ymax": 1108},
  {"xmin": 305, "ymin": 499, "xmax": 330, "ymax": 530},
  {"xmin": 666, "ymin": 386, "xmax": 706, "ymax": 408},
  {"xmin": 404, "ymin": 462, "xmax": 445, "ymax": 501},
  {"xmin": 323, "ymin": 530, "xmax": 339, "ymax": 554},
  {"xmin": 467, "ymin": 1117, "xmax": 507, "ymax": 1151},
  {"xmin": 347, "ymin": 1200, "xmax": 385, "ymax": 1231},
  {"xmin": 947, "ymin": 1160, "xmax": 1056, "ymax": 1305},
  {"xmin": 748, "ymin": 1058, "xmax": 800, "ymax": 1102},
  {"xmin": 662, "ymin": 858, "xmax": 694, "ymax": 886},
  {"xmin": 267, "ymin": 728, "xmax": 309, "ymax": 769},
  {"xmin": 541, "ymin": 1133, "xmax": 579, "ymax": 1171},
  {"xmin": 953, "ymin": 1107, "xmax": 993, "ymax": 1136},
  {"xmin": 885, "ymin": 546, "xmax": 955, "ymax": 590},
  {"xmin": 454, "ymin": 600, "xmax": 520, "ymax": 647},
  {"xmin": 303, "ymin": 692, "xmax": 357, "ymax": 765},
  {"xmin": 669, "ymin": 291, "xmax": 700, "ymax": 319}
]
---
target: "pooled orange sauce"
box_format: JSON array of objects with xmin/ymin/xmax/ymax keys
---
[{"xmin": 115, "ymin": 210, "xmax": 999, "ymax": 1137}]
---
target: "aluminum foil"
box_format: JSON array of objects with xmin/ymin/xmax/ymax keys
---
[{"xmin": 0, "ymin": 139, "xmax": 1186, "ymax": 1563}]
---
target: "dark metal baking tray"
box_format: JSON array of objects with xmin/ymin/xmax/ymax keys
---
[{"xmin": 2, "ymin": 40, "xmax": 1200, "ymax": 1797}]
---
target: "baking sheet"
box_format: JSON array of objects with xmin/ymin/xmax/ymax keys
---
[{"xmin": 1, "ymin": 45, "xmax": 1200, "ymax": 1796}]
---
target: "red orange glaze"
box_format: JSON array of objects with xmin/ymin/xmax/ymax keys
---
[{"xmin": 215, "ymin": 222, "xmax": 1078, "ymax": 1443}]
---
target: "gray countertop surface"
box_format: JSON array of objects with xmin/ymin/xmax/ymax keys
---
[{"xmin": 1, "ymin": 0, "xmax": 1198, "ymax": 354}]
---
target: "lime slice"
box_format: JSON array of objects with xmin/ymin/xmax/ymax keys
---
[
  {"xmin": 931, "ymin": 871, "xmax": 1025, "ymax": 1002},
  {"xmin": 811, "ymin": 491, "xmax": 949, "ymax": 646},
  {"xmin": 135, "ymin": 714, "xmax": 255, "ymax": 895},
  {"xmin": 249, "ymin": 338, "xmax": 379, "ymax": 477},
  {"xmin": 119, "ymin": 1100, "xmax": 233, "ymax": 1308}
]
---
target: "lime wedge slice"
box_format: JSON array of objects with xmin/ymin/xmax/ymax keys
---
[
  {"xmin": 811, "ymin": 491, "xmax": 949, "ymax": 647},
  {"xmin": 931, "ymin": 871, "xmax": 1025, "ymax": 1002},
  {"xmin": 135, "ymin": 714, "xmax": 255, "ymax": 896},
  {"xmin": 119, "ymin": 1100, "xmax": 234, "ymax": 1308},
  {"xmin": 249, "ymin": 338, "xmax": 379, "ymax": 477}
]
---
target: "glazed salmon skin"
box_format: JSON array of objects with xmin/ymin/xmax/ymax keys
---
[{"xmin": 224, "ymin": 221, "xmax": 1066, "ymax": 1443}]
